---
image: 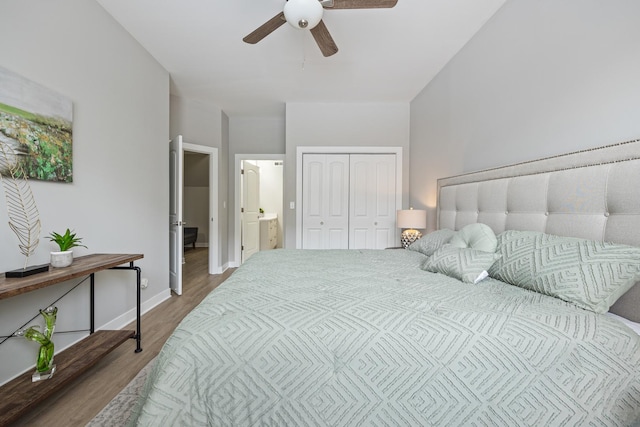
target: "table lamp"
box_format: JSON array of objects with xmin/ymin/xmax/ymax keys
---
[{"xmin": 397, "ymin": 208, "xmax": 427, "ymax": 248}]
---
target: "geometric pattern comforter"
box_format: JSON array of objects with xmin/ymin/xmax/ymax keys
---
[{"xmin": 129, "ymin": 249, "xmax": 640, "ymax": 426}]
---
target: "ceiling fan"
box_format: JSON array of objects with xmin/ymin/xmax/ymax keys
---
[{"xmin": 243, "ymin": 0, "xmax": 398, "ymax": 57}]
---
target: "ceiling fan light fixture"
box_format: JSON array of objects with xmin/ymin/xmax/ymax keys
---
[{"xmin": 284, "ymin": 0, "xmax": 323, "ymax": 30}]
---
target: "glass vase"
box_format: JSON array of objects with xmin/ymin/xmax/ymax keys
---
[{"xmin": 20, "ymin": 306, "xmax": 58, "ymax": 381}]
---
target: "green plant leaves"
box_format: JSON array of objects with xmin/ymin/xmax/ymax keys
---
[{"xmin": 48, "ymin": 228, "xmax": 87, "ymax": 252}]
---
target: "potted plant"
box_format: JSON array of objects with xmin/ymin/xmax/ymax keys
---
[{"xmin": 48, "ymin": 229, "xmax": 87, "ymax": 268}]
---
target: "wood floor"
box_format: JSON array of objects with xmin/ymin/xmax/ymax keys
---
[{"xmin": 11, "ymin": 248, "xmax": 233, "ymax": 427}]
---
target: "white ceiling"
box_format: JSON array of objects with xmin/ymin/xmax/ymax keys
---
[{"xmin": 96, "ymin": 0, "xmax": 506, "ymax": 117}]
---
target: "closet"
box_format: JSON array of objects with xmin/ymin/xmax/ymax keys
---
[{"xmin": 301, "ymin": 153, "xmax": 398, "ymax": 249}]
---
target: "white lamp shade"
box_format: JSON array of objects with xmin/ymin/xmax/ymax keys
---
[
  {"xmin": 396, "ymin": 209, "xmax": 426, "ymax": 229},
  {"xmin": 284, "ymin": 0, "xmax": 323, "ymax": 29}
]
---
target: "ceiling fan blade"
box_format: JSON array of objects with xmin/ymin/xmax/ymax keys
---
[
  {"xmin": 310, "ymin": 20, "xmax": 339, "ymax": 57},
  {"xmin": 326, "ymin": 0, "xmax": 397, "ymax": 9},
  {"xmin": 243, "ymin": 12, "xmax": 286, "ymax": 44}
]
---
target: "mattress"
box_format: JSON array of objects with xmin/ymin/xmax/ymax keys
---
[{"xmin": 130, "ymin": 249, "xmax": 640, "ymax": 426}]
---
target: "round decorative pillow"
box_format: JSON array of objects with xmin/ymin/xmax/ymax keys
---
[{"xmin": 449, "ymin": 223, "xmax": 497, "ymax": 253}]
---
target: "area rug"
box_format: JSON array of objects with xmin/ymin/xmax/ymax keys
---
[{"xmin": 85, "ymin": 357, "xmax": 155, "ymax": 427}]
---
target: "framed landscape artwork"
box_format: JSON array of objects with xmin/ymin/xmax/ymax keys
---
[{"xmin": 0, "ymin": 66, "xmax": 73, "ymax": 182}]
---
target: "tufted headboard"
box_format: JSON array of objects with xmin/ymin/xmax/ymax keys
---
[{"xmin": 437, "ymin": 139, "xmax": 640, "ymax": 322}]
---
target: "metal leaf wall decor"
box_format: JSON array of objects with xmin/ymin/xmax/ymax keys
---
[{"xmin": 0, "ymin": 139, "xmax": 41, "ymax": 270}]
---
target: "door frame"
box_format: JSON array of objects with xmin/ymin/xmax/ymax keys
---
[
  {"xmin": 183, "ymin": 142, "xmax": 220, "ymax": 275},
  {"xmin": 233, "ymin": 154, "xmax": 284, "ymax": 267},
  {"xmin": 296, "ymin": 146, "xmax": 403, "ymax": 249}
]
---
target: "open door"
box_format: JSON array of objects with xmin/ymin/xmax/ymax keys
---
[
  {"xmin": 169, "ymin": 135, "xmax": 184, "ymax": 295},
  {"xmin": 241, "ymin": 161, "xmax": 260, "ymax": 263}
]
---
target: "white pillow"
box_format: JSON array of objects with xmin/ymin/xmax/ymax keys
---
[
  {"xmin": 407, "ymin": 229, "xmax": 455, "ymax": 256},
  {"xmin": 422, "ymin": 244, "xmax": 499, "ymax": 283},
  {"xmin": 449, "ymin": 223, "xmax": 497, "ymax": 253}
]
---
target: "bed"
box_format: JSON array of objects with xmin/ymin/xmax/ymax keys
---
[{"xmin": 130, "ymin": 139, "xmax": 640, "ymax": 426}]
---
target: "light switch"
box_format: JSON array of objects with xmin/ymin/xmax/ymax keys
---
[{"xmin": 290, "ymin": 202, "xmax": 295, "ymax": 209}]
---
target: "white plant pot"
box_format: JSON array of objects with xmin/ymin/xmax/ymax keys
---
[{"xmin": 50, "ymin": 250, "xmax": 73, "ymax": 268}]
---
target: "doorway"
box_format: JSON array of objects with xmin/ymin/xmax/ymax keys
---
[
  {"xmin": 235, "ymin": 155, "xmax": 284, "ymax": 265},
  {"xmin": 183, "ymin": 143, "xmax": 219, "ymax": 277},
  {"xmin": 183, "ymin": 151, "xmax": 210, "ymax": 269},
  {"xmin": 169, "ymin": 136, "xmax": 219, "ymax": 296}
]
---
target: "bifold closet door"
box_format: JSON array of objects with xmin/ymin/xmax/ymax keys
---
[
  {"xmin": 349, "ymin": 154, "xmax": 396, "ymax": 249},
  {"xmin": 302, "ymin": 154, "xmax": 349, "ymax": 249}
]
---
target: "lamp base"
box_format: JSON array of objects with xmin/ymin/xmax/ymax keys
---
[{"xmin": 401, "ymin": 229, "xmax": 422, "ymax": 249}]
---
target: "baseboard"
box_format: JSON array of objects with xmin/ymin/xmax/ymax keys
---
[
  {"xmin": 99, "ymin": 289, "xmax": 172, "ymax": 331},
  {"xmin": 228, "ymin": 261, "xmax": 240, "ymax": 268}
]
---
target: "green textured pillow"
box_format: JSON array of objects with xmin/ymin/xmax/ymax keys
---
[
  {"xmin": 449, "ymin": 223, "xmax": 498, "ymax": 253},
  {"xmin": 489, "ymin": 230, "xmax": 640, "ymax": 313},
  {"xmin": 422, "ymin": 244, "xmax": 499, "ymax": 283},
  {"xmin": 408, "ymin": 229, "xmax": 455, "ymax": 256}
]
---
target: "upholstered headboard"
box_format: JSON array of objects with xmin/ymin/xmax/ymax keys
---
[{"xmin": 436, "ymin": 139, "xmax": 640, "ymax": 322}]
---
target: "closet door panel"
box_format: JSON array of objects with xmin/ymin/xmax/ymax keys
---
[
  {"xmin": 324, "ymin": 156, "xmax": 349, "ymax": 249},
  {"xmin": 304, "ymin": 228, "xmax": 323, "ymax": 249},
  {"xmin": 304, "ymin": 159, "xmax": 324, "ymax": 218},
  {"xmin": 349, "ymin": 154, "xmax": 396, "ymax": 249},
  {"xmin": 328, "ymin": 161, "xmax": 348, "ymax": 218},
  {"xmin": 351, "ymin": 160, "xmax": 369, "ymax": 217},
  {"xmin": 351, "ymin": 227, "xmax": 369, "ymax": 249},
  {"xmin": 303, "ymin": 152, "xmax": 398, "ymax": 250},
  {"xmin": 328, "ymin": 228, "xmax": 348, "ymax": 249},
  {"xmin": 302, "ymin": 154, "xmax": 349, "ymax": 249},
  {"xmin": 375, "ymin": 228, "xmax": 393, "ymax": 249},
  {"xmin": 375, "ymin": 161, "xmax": 393, "ymax": 216}
]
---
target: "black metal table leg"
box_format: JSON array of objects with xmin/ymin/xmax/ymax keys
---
[
  {"xmin": 90, "ymin": 273, "xmax": 95, "ymax": 334},
  {"xmin": 110, "ymin": 263, "xmax": 143, "ymax": 353},
  {"xmin": 134, "ymin": 264, "xmax": 142, "ymax": 353}
]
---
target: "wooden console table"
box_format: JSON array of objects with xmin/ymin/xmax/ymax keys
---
[{"xmin": 0, "ymin": 253, "xmax": 143, "ymax": 426}]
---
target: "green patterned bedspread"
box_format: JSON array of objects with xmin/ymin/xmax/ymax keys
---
[{"xmin": 130, "ymin": 249, "xmax": 640, "ymax": 426}]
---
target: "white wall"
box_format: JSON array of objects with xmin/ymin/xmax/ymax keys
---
[
  {"xmin": 410, "ymin": 0, "xmax": 640, "ymax": 231},
  {"xmin": 284, "ymin": 102, "xmax": 410, "ymax": 248},
  {"xmin": 0, "ymin": 0, "xmax": 169, "ymax": 385},
  {"xmin": 170, "ymin": 96, "xmax": 223, "ymax": 147},
  {"xmin": 170, "ymin": 95, "xmax": 229, "ymax": 269}
]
